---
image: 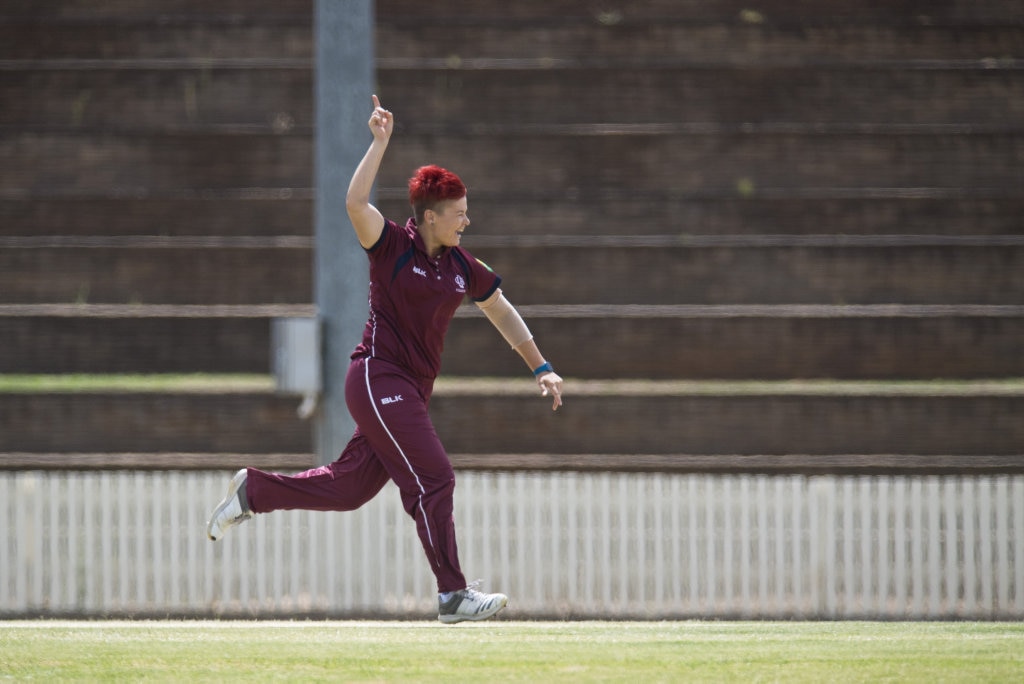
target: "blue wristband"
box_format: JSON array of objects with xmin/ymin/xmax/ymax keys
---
[{"xmin": 533, "ymin": 361, "xmax": 554, "ymax": 376}]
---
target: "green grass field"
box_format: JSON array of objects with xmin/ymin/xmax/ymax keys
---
[
  {"xmin": 2, "ymin": 620, "xmax": 1022, "ymax": 682},
  {"xmin": 3, "ymin": 373, "xmax": 1024, "ymax": 396}
]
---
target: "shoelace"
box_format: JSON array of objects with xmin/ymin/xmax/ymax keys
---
[
  {"xmin": 230, "ymin": 510, "xmax": 252, "ymax": 524},
  {"xmin": 461, "ymin": 579, "xmax": 489, "ymax": 601}
]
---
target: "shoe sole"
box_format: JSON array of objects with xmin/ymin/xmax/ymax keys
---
[
  {"xmin": 438, "ymin": 595, "xmax": 508, "ymax": 624},
  {"xmin": 206, "ymin": 469, "xmax": 247, "ymax": 541}
]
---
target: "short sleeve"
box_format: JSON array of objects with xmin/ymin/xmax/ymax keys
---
[
  {"xmin": 462, "ymin": 252, "xmax": 502, "ymax": 302},
  {"xmin": 365, "ymin": 219, "xmax": 397, "ymax": 253}
]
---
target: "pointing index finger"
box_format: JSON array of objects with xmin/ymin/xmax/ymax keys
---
[{"xmin": 372, "ymin": 94, "xmax": 381, "ymax": 109}]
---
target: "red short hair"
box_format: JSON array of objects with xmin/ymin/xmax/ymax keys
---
[{"xmin": 408, "ymin": 165, "xmax": 466, "ymax": 223}]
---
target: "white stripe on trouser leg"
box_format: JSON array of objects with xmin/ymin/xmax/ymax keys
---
[{"xmin": 363, "ymin": 359, "xmax": 439, "ymax": 563}]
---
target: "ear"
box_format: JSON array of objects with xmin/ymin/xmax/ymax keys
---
[{"xmin": 424, "ymin": 208, "xmax": 435, "ymax": 224}]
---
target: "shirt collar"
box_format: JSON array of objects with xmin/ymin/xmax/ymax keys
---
[{"xmin": 407, "ymin": 217, "xmax": 448, "ymax": 259}]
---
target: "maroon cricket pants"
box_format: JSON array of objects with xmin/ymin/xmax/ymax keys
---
[{"xmin": 245, "ymin": 356, "xmax": 467, "ymax": 593}]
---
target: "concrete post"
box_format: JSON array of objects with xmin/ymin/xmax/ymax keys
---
[{"xmin": 313, "ymin": 0, "xmax": 374, "ymax": 465}]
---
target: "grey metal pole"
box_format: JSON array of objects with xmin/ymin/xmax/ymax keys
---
[{"xmin": 314, "ymin": 0, "xmax": 374, "ymax": 465}]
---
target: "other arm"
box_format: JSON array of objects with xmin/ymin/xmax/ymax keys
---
[{"xmin": 476, "ymin": 289, "xmax": 564, "ymax": 410}]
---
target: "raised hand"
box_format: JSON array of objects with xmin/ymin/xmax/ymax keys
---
[{"xmin": 368, "ymin": 94, "xmax": 394, "ymax": 141}]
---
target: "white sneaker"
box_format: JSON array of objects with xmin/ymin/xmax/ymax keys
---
[
  {"xmin": 438, "ymin": 581, "xmax": 508, "ymax": 624},
  {"xmin": 206, "ymin": 469, "xmax": 253, "ymax": 541}
]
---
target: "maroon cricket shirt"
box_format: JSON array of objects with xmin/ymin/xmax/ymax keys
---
[{"xmin": 350, "ymin": 218, "xmax": 502, "ymax": 381}]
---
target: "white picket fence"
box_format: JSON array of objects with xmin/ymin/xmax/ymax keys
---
[{"xmin": 2, "ymin": 470, "xmax": 1022, "ymax": 619}]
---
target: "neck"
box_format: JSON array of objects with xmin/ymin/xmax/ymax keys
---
[
  {"xmin": 424, "ymin": 238, "xmax": 442, "ymax": 258},
  {"xmin": 419, "ymin": 224, "xmax": 443, "ymax": 258}
]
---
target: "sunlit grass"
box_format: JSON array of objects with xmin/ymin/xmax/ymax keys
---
[
  {"xmin": 0, "ymin": 374, "xmax": 274, "ymax": 393},
  {"xmin": 2, "ymin": 374, "xmax": 1024, "ymax": 396},
  {"xmin": 1, "ymin": 620, "xmax": 1022, "ymax": 682}
]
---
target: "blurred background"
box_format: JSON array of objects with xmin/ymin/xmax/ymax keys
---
[{"xmin": 1, "ymin": 0, "xmax": 1022, "ymax": 619}]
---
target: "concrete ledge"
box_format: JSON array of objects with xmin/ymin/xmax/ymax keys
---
[
  {"xmin": 0, "ymin": 132, "xmax": 311, "ymax": 192},
  {"xmin": 468, "ymin": 241, "xmax": 1024, "ymax": 305},
  {"xmin": 2, "ymin": 451, "xmax": 1022, "ymax": 476},
  {"xmin": 448, "ymin": 453, "xmax": 1024, "ymax": 475},
  {"xmin": 0, "ymin": 244, "xmax": 312, "ymax": 304},
  {"xmin": 0, "ymin": 392, "xmax": 311, "ymax": 453},
  {"xmin": 4, "ymin": 130, "xmax": 1022, "ymax": 195},
  {"xmin": 0, "ymin": 452, "xmax": 313, "ymax": 471},
  {"xmin": 430, "ymin": 391, "xmax": 1024, "ymax": 457},
  {"xmin": 378, "ymin": 67, "xmax": 1024, "ymax": 128},
  {"xmin": 2, "ymin": 304, "xmax": 1021, "ymax": 378},
  {"xmin": 443, "ymin": 306, "xmax": 1024, "ymax": 379},
  {"xmin": 7, "ymin": 68, "xmax": 1021, "ymax": 130},
  {"xmin": 0, "ymin": 195, "xmax": 313, "ymax": 236},
  {"xmin": 4, "ymin": 239, "xmax": 1023, "ymax": 305},
  {"xmin": 384, "ymin": 194, "xmax": 1024, "ymax": 237},
  {"xmin": 6, "ymin": 195, "xmax": 1021, "ymax": 237},
  {"xmin": 4, "ymin": 384, "xmax": 1022, "ymax": 457},
  {"xmin": 376, "ymin": 2, "xmax": 1024, "ymax": 35},
  {"xmin": 378, "ymin": 132, "xmax": 1024, "ymax": 194},
  {"xmin": 0, "ymin": 311, "xmax": 274, "ymax": 373}
]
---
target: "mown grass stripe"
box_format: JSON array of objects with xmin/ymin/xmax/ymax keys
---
[
  {"xmin": 0, "ymin": 374, "xmax": 274, "ymax": 393},
  {"xmin": 0, "ymin": 620, "xmax": 1022, "ymax": 682},
  {"xmin": 2, "ymin": 375, "xmax": 1024, "ymax": 396}
]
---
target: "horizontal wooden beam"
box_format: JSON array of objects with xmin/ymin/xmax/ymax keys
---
[
  {"xmin": 2, "ymin": 451, "xmax": 1022, "ymax": 475},
  {"xmin": 4, "ymin": 389, "xmax": 1023, "ymax": 457},
  {"xmin": 3, "ymin": 305, "xmax": 1023, "ymax": 378},
  {"xmin": 448, "ymin": 452, "xmax": 1024, "ymax": 475},
  {"xmin": 0, "ymin": 452, "xmax": 313, "ymax": 471}
]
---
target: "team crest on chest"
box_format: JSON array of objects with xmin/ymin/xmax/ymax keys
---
[{"xmin": 454, "ymin": 274, "xmax": 467, "ymax": 293}]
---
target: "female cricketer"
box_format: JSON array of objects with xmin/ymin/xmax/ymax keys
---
[{"xmin": 207, "ymin": 95, "xmax": 564, "ymax": 624}]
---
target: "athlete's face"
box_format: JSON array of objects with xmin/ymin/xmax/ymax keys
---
[{"xmin": 424, "ymin": 197, "xmax": 470, "ymax": 253}]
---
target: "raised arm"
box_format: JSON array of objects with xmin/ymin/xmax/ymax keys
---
[
  {"xmin": 346, "ymin": 95, "xmax": 393, "ymax": 249},
  {"xmin": 477, "ymin": 289, "xmax": 564, "ymax": 410}
]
